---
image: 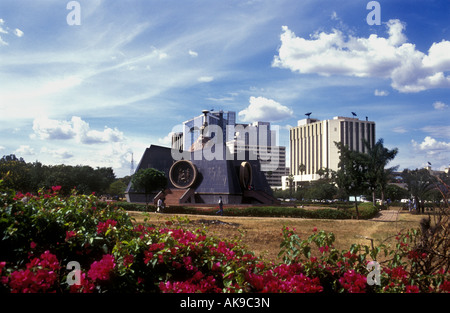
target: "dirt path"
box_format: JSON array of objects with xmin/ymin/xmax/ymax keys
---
[{"xmin": 369, "ymin": 209, "xmax": 400, "ymax": 222}]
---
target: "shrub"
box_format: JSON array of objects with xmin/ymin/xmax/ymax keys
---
[{"xmin": 1, "ymin": 180, "xmax": 448, "ymax": 293}]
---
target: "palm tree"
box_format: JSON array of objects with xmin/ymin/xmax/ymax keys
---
[{"xmin": 364, "ymin": 139, "xmax": 398, "ymax": 206}]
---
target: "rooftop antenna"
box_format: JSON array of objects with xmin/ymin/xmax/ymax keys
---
[
  {"xmin": 201, "ymin": 110, "xmax": 210, "ymax": 129},
  {"xmin": 351, "ymin": 112, "xmax": 357, "ymax": 117},
  {"xmin": 130, "ymin": 153, "xmax": 134, "ymax": 175},
  {"xmin": 305, "ymin": 112, "xmax": 312, "ymax": 118}
]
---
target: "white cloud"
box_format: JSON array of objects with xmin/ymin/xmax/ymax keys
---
[
  {"xmin": 14, "ymin": 28, "xmax": 23, "ymax": 37},
  {"xmin": 273, "ymin": 19, "xmax": 450, "ymax": 93},
  {"xmin": 15, "ymin": 145, "xmax": 35, "ymax": 156},
  {"xmin": 0, "ymin": 36, "xmax": 7, "ymax": 46},
  {"xmin": 421, "ymin": 125, "xmax": 450, "ymax": 139},
  {"xmin": 41, "ymin": 147, "xmax": 74, "ymax": 159},
  {"xmin": 32, "ymin": 116, "xmax": 124, "ymax": 144},
  {"xmin": 374, "ymin": 89, "xmax": 389, "ymax": 96},
  {"xmin": 158, "ymin": 133, "xmax": 173, "ymax": 146},
  {"xmin": 330, "ymin": 11, "xmax": 338, "ymax": 21},
  {"xmin": 433, "ymin": 101, "xmax": 448, "ymax": 110},
  {"xmin": 392, "ymin": 126, "xmax": 407, "ymax": 134},
  {"xmin": 412, "ymin": 136, "xmax": 450, "ymax": 156},
  {"xmin": 0, "ymin": 18, "xmax": 7, "ymax": 45},
  {"xmin": 238, "ymin": 96, "xmax": 293, "ymax": 122},
  {"xmin": 410, "ymin": 136, "xmax": 450, "ymax": 171},
  {"xmin": 188, "ymin": 50, "xmax": 198, "ymax": 57},
  {"xmin": 32, "ymin": 117, "xmax": 75, "ymax": 140},
  {"xmin": 198, "ymin": 76, "xmax": 214, "ymax": 83},
  {"xmin": 0, "ymin": 19, "xmax": 24, "ymax": 45},
  {"xmin": 0, "ymin": 18, "xmax": 7, "ymax": 34}
]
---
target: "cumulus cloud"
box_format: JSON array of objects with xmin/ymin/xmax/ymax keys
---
[
  {"xmin": 272, "ymin": 20, "xmax": 450, "ymax": 93},
  {"xmin": 412, "ymin": 136, "xmax": 450, "ymax": 158},
  {"xmin": 32, "ymin": 116, "xmax": 124, "ymax": 144},
  {"xmin": 32, "ymin": 117, "xmax": 75, "ymax": 140},
  {"xmin": 238, "ymin": 96, "xmax": 293, "ymax": 122}
]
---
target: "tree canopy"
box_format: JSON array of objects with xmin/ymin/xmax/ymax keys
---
[
  {"xmin": 0, "ymin": 154, "xmax": 116, "ymax": 195},
  {"xmin": 131, "ymin": 168, "xmax": 167, "ymax": 206}
]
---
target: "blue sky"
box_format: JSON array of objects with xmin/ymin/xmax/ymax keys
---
[{"xmin": 0, "ymin": 0, "xmax": 449, "ymax": 177}]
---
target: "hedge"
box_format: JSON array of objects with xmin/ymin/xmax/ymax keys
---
[{"xmin": 162, "ymin": 204, "xmax": 379, "ymax": 220}]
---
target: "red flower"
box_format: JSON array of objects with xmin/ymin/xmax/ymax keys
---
[
  {"xmin": 65, "ymin": 231, "xmax": 77, "ymax": 241},
  {"xmin": 143, "ymin": 251, "xmax": 153, "ymax": 265},
  {"xmin": 51, "ymin": 186, "xmax": 62, "ymax": 192},
  {"xmin": 339, "ymin": 270, "xmax": 366, "ymax": 293},
  {"xmin": 7, "ymin": 251, "xmax": 60, "ymax": 293},
  {"xmin": 88, "ymin": 254, "xmax": 115, "ymax": 282},
  {"xmin": 405, "ymin": 285, "xmax": 420, "ymax": 293},
  {"xmin": 96, "ymin": 219, "xmax": 118, "ymax": 234},
  {"xmin": 439, "ymin": 281, "xmax": 450, "ymax": 293},
  {"xmin": 123, "ymin": 255, "xmax": 134, "ymax": 267}
]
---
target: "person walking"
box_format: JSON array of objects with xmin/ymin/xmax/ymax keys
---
[
  {"xmin": 216, "ymin": 196, "xmax": 223, "ymax": 216},
  {"xmin": 157, "ymin": 198, "xmax": 165, "ymax": 213}
]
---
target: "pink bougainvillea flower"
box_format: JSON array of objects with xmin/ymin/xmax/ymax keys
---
[
  {"xmin": 339, "ymin": 270, "xmax": 366, "ymax": 293},
  {"xmin": 405, "ymin": 285, "xmax": 420, "ymax": 293},
  {"xmin": 88, "ymin": 254, "xmax": 115, "ymax": 282},
  {"xmin": 51, "ymin": 186, "xmax": 62, "ymax": 192},
  {"xmin": 65, "ymin": 231, "xmax": 77, "ymax": 241},
  {"xmin": 7, "ymin": 251, "xmax": 60, "ymax": 293},
  {"xmin": 96, "ymin": 219, "xmax": 118, "ymax": 234}
]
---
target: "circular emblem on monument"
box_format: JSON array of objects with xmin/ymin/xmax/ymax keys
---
[
  {"xmin": 169, "ymin": 160, "xmax": 198, "ymax": 189},
  {"xmin": 239, "ymin": 161, "xmax": 253, "ymax": 190}
]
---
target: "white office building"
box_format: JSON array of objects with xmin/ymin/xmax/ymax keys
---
[{"xmin": 282, "ymin": 116, "xmax": 376, "ymax": 190}]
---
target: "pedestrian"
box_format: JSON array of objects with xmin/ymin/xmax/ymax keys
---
[
  {"xmin": 216, "ymin": 196, "xmax": 223, "ymax": 216},
  {"xmin": 157, "ymin": 198, "xmax": 165, "ymax": 213}
]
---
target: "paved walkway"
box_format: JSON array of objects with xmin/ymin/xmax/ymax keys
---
[{"xmin": 370, "ymin": 209, "xmax": 400, "ymax": 222}]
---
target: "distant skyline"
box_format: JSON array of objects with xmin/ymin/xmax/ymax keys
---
[{"xmin": 1, "ymin": 0, "xmax": 449, "ymax": 177}]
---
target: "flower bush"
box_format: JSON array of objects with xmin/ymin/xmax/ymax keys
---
[{"xmin": 0, "ymin": 180, "xmax": 449, "ymax": 293}]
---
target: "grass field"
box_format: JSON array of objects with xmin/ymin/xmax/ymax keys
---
[{"xmin": 127, "ymin": 207, "xmax": 425, "ymax": 262}]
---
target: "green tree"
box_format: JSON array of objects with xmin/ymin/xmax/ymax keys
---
[
  {"xmin": 402, "ymin": 168, "xmax": 435, "ymax": 213},
  {"xmin": 364, "ymin": 139, "xmax": 398, "ymax": 206},
  {"xmin": 304, "ymin": 180, "xmax": 338, "ymax": 201},
  {"xmin": 384, "ymin": 184, "xmax": 409, "ymax": 202},
  {"xmin": 131, "ymin": 168, "xmax": 167, "ymax": 207},
  {"xmin": 109, "ymin": 180, "xmax": 127, "ymax": 199},
  {"xmin": 334, "ymin": 142, "xmax": 369, "ymax": 219},
  {"xmin": 0, "ymin": 155, "xmax": 31, "ymax": 191}
]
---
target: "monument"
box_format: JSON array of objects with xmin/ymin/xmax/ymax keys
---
[{"xmin": 125, "ymin": 110, "xmax": 279, "ymax": 206}]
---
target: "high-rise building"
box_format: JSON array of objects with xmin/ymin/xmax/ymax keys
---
[{"xmin": 283, "ymin": 116, "xmax": 376, "ymax": 190}]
